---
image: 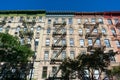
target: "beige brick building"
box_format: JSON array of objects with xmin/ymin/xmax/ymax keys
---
[{"xmin": 0, "ymin": 11, "xmax": 120, "ymax": 80}]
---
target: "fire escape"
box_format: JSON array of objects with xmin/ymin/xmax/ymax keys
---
[
  {"xmin": 111, "ymin": 21, "xmax": 120, "ymax": 53},
  {"xmin": 48, "ymin": 21, "xmax": 67, "ymax": 79},
  {"xmin": 84, "ymin": 22, "xmax": 106, "ymax": 52},
  {"xmin": 19, "ymin": 19, "xmax": 36, "ymax": 47},
  {"xmin": 111, "ymin": 21, "xmax": 120, "ymax": 41}
]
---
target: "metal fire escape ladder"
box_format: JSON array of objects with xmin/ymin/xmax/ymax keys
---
[
  {"xmin": 48, "ymin": 22, "xmax": 67, "ymax": 80},
  {"xmin": 84, "ymin": 22, "xmax": 105, "ymax": 52},
  {"xmin": 51, "ymin": 22, "xmax": 67, "ymax": 64}
]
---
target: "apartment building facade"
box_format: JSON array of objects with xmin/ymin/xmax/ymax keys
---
[{"xmin": 0, "ymin": 11, "xmax": 120, "ymax": 80}]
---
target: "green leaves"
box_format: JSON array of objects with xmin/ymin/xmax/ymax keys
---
[
  {"xmin": 0, "ymin": 33, "xmax": 34, "ymax": 62},
  {"xmin": 60, "ymin": 48, "xmax": 117, "ymax": 79},
  {"xmin": 0, "ymin": 33, "xmax": 34, "ymax": 80}
]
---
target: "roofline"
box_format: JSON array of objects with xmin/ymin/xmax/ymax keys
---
[
  {"xmin": 0, "ymin": 10, "xmax": 119, "ymax": 16},
  {"xmin": 75, "ymin": 11, "xmax": 120, "ymax": 16},
  {"xmin": 46, "ymin": 11, "xmax": 74, "ymax": 15},
  {"xmin": 0, "ymin": 10, "xmax": 46, "ymax": 14}
]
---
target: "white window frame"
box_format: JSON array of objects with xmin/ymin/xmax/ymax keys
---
[
  {"xmin": 44, "ymin": 51, "xmax": 49, "ymax": 60},
  {"xmin": 70, "ymin": 51, "xmax": 75, "ymax": 59},
  {"xmin": 116, "ymin": 40, "xmax": 120, "ymax": 48},
  {"xmin": 77, "ymin": 19, "xmax": 81, "ymax": 24},
  {"xmin": 88, "ymin": 39, "xmax": 92, "ymax": 46},
  {"xmin": 61, "ymin": 51, "xmax": 66, "ymax": 59},
  {"xmin": 46, "ymin": 38, "xmax": 50, "ymax": 46},
  {"xmin": 104, "ymin": 39, "xmax": 111, "ymax": 47},
  {"xmin": 80, "ymin": 39, "xmax": 84, "ymax": 46},
  {"xmin": 70, "ymin": 38, "xmax": 74, "ymax": 46}
]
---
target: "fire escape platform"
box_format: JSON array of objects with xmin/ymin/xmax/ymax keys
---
[
  {"xmin": 116, "ymin": 22, "xmax": 120, "ymax": 28},
  {"xmin": 53, "ymin": 22, "xmax": 66, "ymax": 26},
  {"xmin": 85, "ymin": 32, "xmax": 102, "ymax": 39},
  {"xmin": 52, "ymin": 32, "xmax": 66, "ymax": 37},
  {"xmin": 84, "ymin": 22, "xmax": 99, "ymax": 28},
  {"xmin": 87, "ymin": 45, "xmax": 106, "ymax": 52},
  {"xmin": 51, "ymin": 44, "xmax": 67, "ymax": 50},
  {"xmin": 50, "ymin": 58, "xmax": 63, "ymax": 65}
]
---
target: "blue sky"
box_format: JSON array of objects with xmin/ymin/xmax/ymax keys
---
[{"xmin": 0, "ymin": 0, "xmax": 120, "ymax": 12}]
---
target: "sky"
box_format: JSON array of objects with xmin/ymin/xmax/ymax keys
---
[{"xmin": 0, "ymin": 0, "xmax": 120, "ymax": 12}]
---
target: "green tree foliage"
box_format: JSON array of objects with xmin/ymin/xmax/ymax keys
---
[
  {"xmin": 59, "ymin": 48, "xmax": 117, "ymax": 80},
  {"xmin": 106, "ymin": 66, "xmax": 120, "ymax": 80},
  {"xmin": 0, "ymin": 33, "xmax": 34, "ymax": 80}
]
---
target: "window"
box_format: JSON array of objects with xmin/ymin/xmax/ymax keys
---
[
  {"xmin": 53, "ymin": 38, "xmax": 57, "ymax": 45},
  {"xmin": 70, "ymin": 38, "xmax": 74, "ymax": 46},
  {"xmin": 69, "ymin": 28, "xmax": 74, "ymax": 34},
  {"xmin": 24, "ymin": 27, "xmax": 27, "ymax": 32},
  {"xmin": 27, "ymin": 16, "xmax": 30, "ymax": 20},
  {"xmin": 94, "ymin": 70, "xmax": 99, "ymax": 79},
  {"xmin": 95, "ymin": 39, "xmax": 101, "ymax": 46},
  {"xmin": 33, "ymin": 17, "xmax": 36, "ymax": 21},
  {"xmin": 110, "ymin": 56, "xmax": 116, "ymax": 62},
  {"xmin": 39, "ymin": 16, "xmax": 42, "ymax": 22},
  {"xmin": 104, "ymin": 39, "xmax": 111, "ymax": 47},
  {"xmin": 47, "ymin": 27, "xmax": 51, "ymax": 34},
  {"xmin": 62, "ymin": 39, "xmax": 66, "ymax": 45},
  {"xmin": 111, "ymin": 28, "xmax": 116, "ymax": 35},
  {"xmin": 5, "ymin": 26, "xmax": 10, "ymax": 33},
  {"xmin": 114, "ymin": 19, "xmax": 119, "ymax": 24},
  {"xmin": 52, "ymin": 51, "xmax": 57, "ymax": 59},
  {"xmin": 61, "ymin": 51, "xmax": 66, "ymax": 59},
  {"xmin": 68, "ymin": 18, "xmax": 72, "ymax": 24},
  {"xmin": 19, "ymin": 16, "xmax": 23, "ymax": 22},
  {"xmin": 101, "ymin": 28, "xmax": 106, "ymax": 34},
  {"xmin": 37, "ymin": 26, "xmax": 41, "ymax": 32},
  {"xmin": 52, "ymin": 66, "xmax": 57, "ymax": 74},
  {"xmin": 27, "ymin": 38, "xmax": 31, "ymax": 44},
  {"xmin": 84, "ymin": 69, "xmax": 89, "ymax": 77},
  {"xmin": 93, "ymin": 29, "xmax": 98, "ymax": 33},
  {"xmin": 116, "ymin": 40, "xmax": 120, "ymax": 48},
  {"xmin": 42, "ymin": 67, "xmax": 47, "ymax": 78},
  {"xmin": 30, "ymin": 27, "xmax": 34, "ymax": 31},
  {"xmin": 20, "ymin": 38, "xmax": 24, "ymax": 45},
  {"xmin": 88, "ymin": 39, "xmax": 92, "ymax": 46},
  {"xmin": 80, "ymin": 39, "xmax": 84, "ymax": 46},
  {"xmin": 44, "ymin": 51, "xmax": 49, "ymax": 60},
  {"xmin": 77, "ymin": 19, "xmax": 81, "ymax": 24},
  {"xmin": 78, "ymin": 29, "xmax": 83, "ymax": 34},
  {"xmin": 62, "ymin": 18, "xmax": 65, "ymax": 23},
  {"xmin": 48, "ymin": 18, "xmax": 51, "ymax": 24},
  {"xmin": 98, "ymin": 18, "xmax": 103, "ymax": 24},
  {"xmin": 62, "ymin": 28, "xmax": 66, "ymax": 33},
  {"xmin": 91, "ymin": 18, "xmax": 96, "ymax": 23},
  {"xmin": 84, "ymin": 18, "xmax": 88, "ymax": 23},
  {"xmin": 10, "ymin": 16, "xmax": 14, "ymax": 21},
  {"xmin": 118, "ymin": 28, "xmax": 120, "ymax": 33},
  {"xmin": 86, "ymin": 28, "xmax": 90, "ymax": 33},
  {"xmin": 0, "ymin": 27, "xmax": 3, "ymax": 32},
  {"xmin": 107, "ymin": 19, "xmax": 112, "ymax": 24},
  {"xmin": 16, "ymin": 26, "xmax": 20, "ymax": 32},
  {"xmin": 70, "ymin": 51, "xmax": 75, "ymax": 59},
  {"xmin": 35, "ymin": 38, "xmax": 39, "ymax": 46},
  {"xmin": 46, "ymin": 38, "xmax": 50, "ymax": 46},
  {"xmin": 55, "ymin": 18, "xmax": 58, "ymax": 23}
]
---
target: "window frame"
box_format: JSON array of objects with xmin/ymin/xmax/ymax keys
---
[
  {"xmin": 42, "ymin": 66, "xmax": 47, "ymax": 78},
  {"xmin": 44, "ymin": 51, "xmax": 49, "ymax": 60},
  {"xmin": 70, "ymin": 38, "xmax": 74, "ymax": 46}
]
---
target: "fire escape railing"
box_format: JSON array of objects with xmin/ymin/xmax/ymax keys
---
[
  {"xmin": 48, "ymin": 21, "xmax": 67, "ymax": 79},
  {"xmin": 84, "ymin": 22, "xmax": 106, "ymax": 52}
]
